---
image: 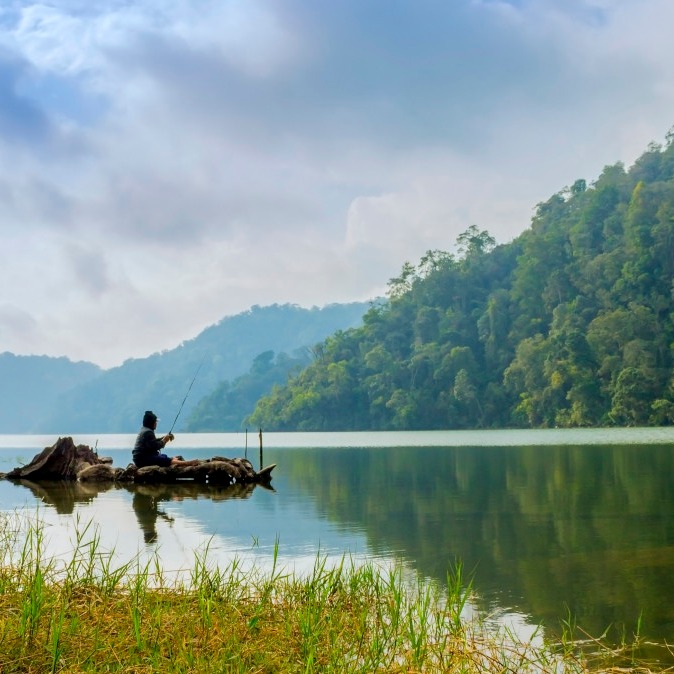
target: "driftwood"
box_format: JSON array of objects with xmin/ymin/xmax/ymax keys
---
[
  {"xmin": 2, "ymin": 437, "xmax": 275, "ymax": 487},
  {"xmin": 3, "ymin": 437, "xmax": 100, "ymax": 481}
]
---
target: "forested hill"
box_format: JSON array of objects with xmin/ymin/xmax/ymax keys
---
[
  {"xmin": 248, "ymin": 135, "xmax": 674, "ymax": 430},
  {"xmin": 43, "ymin": 302, "xmax": 371, "ymax": 434},
  {"xmin": 0, "ymin": 302, "xmax": 370, "ymax": 433}
]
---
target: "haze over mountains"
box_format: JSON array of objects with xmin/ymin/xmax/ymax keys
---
[
  {"xmin": 0, "ymin": 302, "xmax": 371, "ymax": 434},
  {"xmin": 7, "ymin": 134, "xmax": 674, "ymax": 435}
]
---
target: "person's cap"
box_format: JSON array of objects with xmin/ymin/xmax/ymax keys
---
[{"xmin": 143, "ymin": 410, "xmax": 158, "ymax": 426}]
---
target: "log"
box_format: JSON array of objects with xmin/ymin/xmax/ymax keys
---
[{"xmin": 1, "ymin": 437, "xmax": 275, "ymax": 486}]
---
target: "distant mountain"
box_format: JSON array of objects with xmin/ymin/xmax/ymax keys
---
[
  {"xmin": 185, "ymin": 349, "xmax": 311, "ymax": 431},
  {"xmin": 0, "ymin": 353, "xmax": 101, "ymax": 433},
  {"xmin": 19, "ymin": 302, "xmax": 370, "ymax": 434}
]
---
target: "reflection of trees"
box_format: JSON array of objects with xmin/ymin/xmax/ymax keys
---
[{"xmin": 279, "ymin": 444, "xmax": 674, "ymax": 645}]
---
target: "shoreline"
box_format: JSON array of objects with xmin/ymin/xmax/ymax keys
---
[{"xmin": 0, "ymin": 514, "xmax": 666, "ymax": 673}]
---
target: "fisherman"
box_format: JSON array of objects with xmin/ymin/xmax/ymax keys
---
[{"xmin": 132, "ymin": 410, "xmax": 197, "ymax": 468}]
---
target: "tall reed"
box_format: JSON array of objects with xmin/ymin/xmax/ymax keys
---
[{"xmin": 0, "ymin": 512, "xmax": 667, "ymax": 673}]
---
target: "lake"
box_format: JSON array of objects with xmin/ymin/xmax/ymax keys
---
[{"xmin": 2, "ymin": 428, "xmax": 674, "ymax": 661}]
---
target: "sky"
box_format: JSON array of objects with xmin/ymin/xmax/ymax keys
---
[{"xmin": 0, "ymin": 0, "xmax": 673, "ymax": 369}]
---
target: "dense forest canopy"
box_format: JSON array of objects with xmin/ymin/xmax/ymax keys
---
[{"xmin": 246, "ymin": 132, "xmax": 674, "ymax": 430}]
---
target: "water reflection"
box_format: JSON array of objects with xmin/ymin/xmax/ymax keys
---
[
  {"xmin": 132, "ymin": 488, "xmax": 174, "ymax": 544},
  {"xmin": 15, "ymin": 478, "xmax": 114, "ymax": 514},
  {"xmin": 2, "ymin": 439, "xmax": 674, "ymax": 661},
  {"xmin": 129, "ymin": 482, "xmax": 272, "ymax": 545},
  {"xmin": 265, "ymin": 443, "xmax": 674, "ymax": 651},
  {"xmin": 11, "ymin": 477, "xmax": 273, "ymax": 546},
  {"xmin": 0, "ymin": 456, "xmax": 371, "ymax": 582}
]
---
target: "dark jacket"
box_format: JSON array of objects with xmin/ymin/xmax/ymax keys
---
[{"xmin": 133, "ymin": 426, "xmax": 164, "ymax": 466}]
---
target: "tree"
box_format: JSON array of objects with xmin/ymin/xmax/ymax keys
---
[
  {"xmin": 456, "ymin": 225, "xmax": 496, "ymax": 258},
  {"xmin": 247, "ymin": 136, "xmax": 674, "ymax": 431},
  {"xmin": 609, "ymin": 367, "xmax": 653, "ymax": 426}
]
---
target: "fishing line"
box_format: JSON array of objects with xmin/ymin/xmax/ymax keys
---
[{"xmin": 168, "ymin": 358, "xmax": 206, "ymax": 436}]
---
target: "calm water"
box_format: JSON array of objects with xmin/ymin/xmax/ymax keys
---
[{"xmin": 2, "ymin": 428, "xmax": 674, "ymax": 658}]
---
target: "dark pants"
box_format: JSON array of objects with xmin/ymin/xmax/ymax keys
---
[{"xmin": 134, "ymin": 453, "xmax": 172, "ymax": 468}]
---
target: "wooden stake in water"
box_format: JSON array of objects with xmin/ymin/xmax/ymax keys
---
[{"xmin": 258, "ymin": 428, "xmax": 263, "ymax": 470}]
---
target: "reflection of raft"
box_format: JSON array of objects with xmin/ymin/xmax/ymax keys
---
[
  {"xmin": 1, "ymin": 437, "xmax": 276, "ymax": 487},
  {"xmin": 15, "ymin": 476, "xmax": 268, "ymax": 517}
]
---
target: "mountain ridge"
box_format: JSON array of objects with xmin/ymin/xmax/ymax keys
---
[{"xmin": 0, "ymin": 301, "xmax": 372, "ymax": 433}]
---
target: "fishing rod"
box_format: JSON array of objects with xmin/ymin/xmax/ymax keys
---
[{"xmin": 168, "ymin": 358, "xmax": 205, "ymax": 436}]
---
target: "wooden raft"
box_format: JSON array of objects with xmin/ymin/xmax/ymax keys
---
[{"xmin": 1, "ymin": 437, "xmax": 276, "ymax": 487}]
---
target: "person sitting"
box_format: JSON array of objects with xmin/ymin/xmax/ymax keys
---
[{"xmin": 132, "ymin": 410, "xmax": 197, "ymax": 468}]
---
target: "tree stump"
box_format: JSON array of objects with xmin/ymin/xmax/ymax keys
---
[{"xmin": 3, "ymin": 437, "xmax": 100, "ymax": 481}]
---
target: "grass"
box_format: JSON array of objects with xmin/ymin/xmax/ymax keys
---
[{"xmin": 0, "ymin": 512, "xmax": 670, "ymax": 673}]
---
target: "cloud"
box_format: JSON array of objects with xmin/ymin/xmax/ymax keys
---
[
  {"xmin": 0, "ymin": 303, "xmax": 41, "ymax": 355},
  {"xmin": 0, "ymin": 0, "xmax": 672, "ymax": 366},
  {"xmin": 0, "ymin": 50, "xmax": 51, "ymax": 142}
]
